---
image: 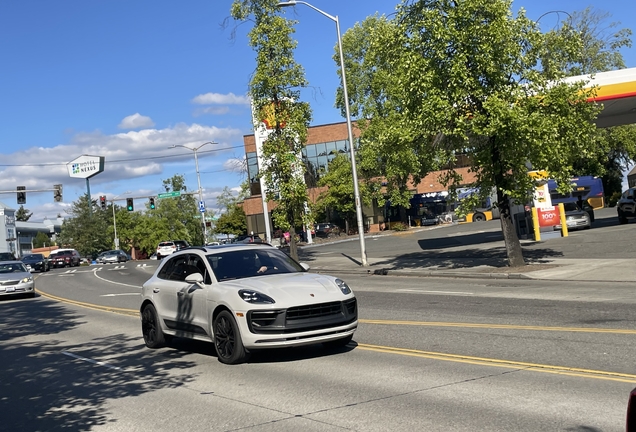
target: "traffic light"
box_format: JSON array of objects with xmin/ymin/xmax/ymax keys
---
[
  {"xmin": 126, "ymin": 198, "xmax": 134, "ymax": 212},
  {"xmin": 149, "ymin": 197, "xmax": 155, "ymax": 210},
  {"xmin": 99, "ymin": 195, "xmax": 107, "ymax": 210},
  {"xmin": 53, "ymin": 184, "xmax": 63, "ymax": 202},
  {"xmin": 16, "ymin": 186, "xmax": 26, "ymax": 205}
]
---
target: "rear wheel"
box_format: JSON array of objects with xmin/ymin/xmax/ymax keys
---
[
  {"xmin": 141, "ymin": 304, "xmax": 166, "ymax": 348},
  {"xmin": 214, "ymin": 310, "xmax": 247, "ymax": 365},
  {"xmin": 323, "ymin": 335, "xmax": 353, "ymax": 349},
  {"xmin": 472, "ymin": 212, "xmax": 486, "ymax": 222}
]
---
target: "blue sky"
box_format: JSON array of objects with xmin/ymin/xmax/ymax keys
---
[{"xmin": 1, "ymin": 0, "xmax": 635, "ymax": 221}]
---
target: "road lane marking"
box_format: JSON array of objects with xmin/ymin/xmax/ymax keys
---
[
  {"xmin": 356, "ymin": 343, "xmax": 636, "ymax": 383},
  {"xmin": 101, "ymin": 293, "xmax": 140, "ymax": 297},
  {"xmin": 359, "ymin": 319, "xmax": 636, "ymax": 334},
  {"xmin": 397, "ymin": 289, "xmax": 474, "ymax": 295},
  {"xmin": 37, "ymin": 289, "xmax": 138, "ymax": 316},
  {"xmin": 92, "ymin": 268, "xmax": 141, "ymax": 288},
  {"xmin": 62, "ymin": 351, "xmax": 123, "ymax": 371}
]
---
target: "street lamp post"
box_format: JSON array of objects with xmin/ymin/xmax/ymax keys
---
[
  {"xmin": 170, "ymin": 142, "xmax": 217, "ymax": 243},
  {"xmin": 276, "ymin": 0, "xmax": 368, "ymax": 266},
  {"xmin": 111, "ymin": 191, "xmax": 131, "ymax": 250}
]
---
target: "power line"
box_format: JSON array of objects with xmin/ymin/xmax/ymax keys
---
[{"xmin": 0, "ymin": 144, "xmax": 246, "ymax": 167}]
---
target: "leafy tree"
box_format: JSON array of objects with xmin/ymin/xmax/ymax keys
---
[
  {"xmin": 546, "ymin": 7, "xmax": 635, "ymax": 197},
  {"xmin": 33, "ymin": 232, "xmax": 51, "ymax": 248},
  {"xmin": 215, "ymin": 205, "xmax": 247, "ymax": 239},
  {"xmin": 231, "ymin": 0, "xmax": 312, "ymax": 261},
  {"xmin": 57, "ymin": 194, "xmax": 112, "ymax": 258},
  {"xmin": 315, "ymin": 154, "xmax": 384, "ymax": 234},
  {"xmin": 15, "ymin": 205, "xmax": 33, "ymax": 222},
  {"xmin": 338, "ymin": 0, "xmax": 601, "ymax": 267}
]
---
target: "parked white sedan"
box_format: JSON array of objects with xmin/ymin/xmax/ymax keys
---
[{"xmin": 140, "ymin": 244, "xmax": 357, "ymax": 364}]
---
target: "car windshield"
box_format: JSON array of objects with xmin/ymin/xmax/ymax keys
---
[
  {"xmin": 207, "ymin": 248, "xmax": 303, "ymax": 281},
  {"xmin": 22, "ymin": 254, "xmax": 43, "ymax": 260},
  {"xmin": 563, "ymin": 203, "xmax": 580, "ymax": 212},
  {"xmin": 159, "ymin": 242, "xmax": 174, "ymax": 247},
  {"xmin": 0, "ymin": 263, "xmax": 27, "ymax": 273}
]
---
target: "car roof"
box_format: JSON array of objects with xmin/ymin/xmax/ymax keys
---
[{"xmin": 174, "ymin": 244, "xmax": 274, "ymax": 255}]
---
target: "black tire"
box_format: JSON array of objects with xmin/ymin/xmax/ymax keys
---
[
  {"xmin": 618, "ymin": 211, "xmax": 628, "ymax": 224},
  {"xmin": 323, "ymin": 334, "xmax": 353, "ymax": 349},
  {"xmin": 473, "ymin": 212, "xmax": 486, "ymax": 222},
  {"xmin": 214, "ymin": 310, "xmax": 247, "ymax": 365},
  {"xmin": 141, "ymin": 304, "xmax": 166, "ymax": 348}
]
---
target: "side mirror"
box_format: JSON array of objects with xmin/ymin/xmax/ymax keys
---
[
  {"xmin": 185, "ymin": 272, "xmax": 204, "ymax": 286},
  {"xmin": 299, "ymin": 262, "xmax": 310, "ymax": 272}
]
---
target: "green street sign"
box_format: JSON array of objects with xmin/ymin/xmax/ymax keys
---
[{"xmin": 157, "ymin": 191, "xmax": 181, "ymax": 199}]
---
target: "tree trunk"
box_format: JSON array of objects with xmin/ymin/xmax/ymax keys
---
[
  {"xmin": 345, "ymin": 219, "xmax": 350, "ymax": 236},
  {"xmin": 288, "ymin": 225, "xmax": 298, "ymax": 261},
  {"xmin": 497, "ymin": 190, "xmax": 525, "ymax": 267}
]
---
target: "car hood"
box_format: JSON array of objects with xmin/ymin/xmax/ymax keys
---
[
  {"xmin": 0, "ymin": 272, "xmax": 31, "ymax": 281},
  {"xmin": 220, "ymin": 272, "xmax": 350, "ymax": 305}
]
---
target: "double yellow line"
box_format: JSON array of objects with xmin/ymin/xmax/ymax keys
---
[{"xmin": 38, "ymin": 286, "xmax": 636, "ymax": 382}]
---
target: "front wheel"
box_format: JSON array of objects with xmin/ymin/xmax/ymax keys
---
[
  {"xmin": 141, "ymin": 304, "xmax": 166, "ymax": 348},
  {"xmin": 618, "ymin": 211, "xmax": 628, "ymax": 224},
  {"xmin": 214, "ymin": 310, "xmax": 247, "ymax": 365}
]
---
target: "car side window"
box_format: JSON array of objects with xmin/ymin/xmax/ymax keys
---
[
  {"xmin": 188, "ymin": 254, "xmax": 211, "ymax": 285},
  {"xmin": 157, "ymin": 257, "xmax": 178, "ymax": 280}
]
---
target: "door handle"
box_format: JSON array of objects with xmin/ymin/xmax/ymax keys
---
[
  {"xmin": 177, "ymin": 291, "xmax": 185, "ymax": 296},
  {"xmin": 153, "ymin": 288, "xmax": 160, "ymax": 293}
]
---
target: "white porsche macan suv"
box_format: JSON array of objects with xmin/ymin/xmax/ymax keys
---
[{"xmin": 140, "ymin": 244, "xmax": 357, "ymax": 364}]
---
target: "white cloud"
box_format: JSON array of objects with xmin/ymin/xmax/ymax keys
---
[
  {"xmin": 193, "ymin": 106, "xmax": 231, "ymax": 117},
  {"xmin": 223, "ymin": 158, "xmax": 246, "ymax": 173},
  {"xmin": 191, "ymin": 92, "xmax": 250, "ymax": 106},
  {"xmin": 118, "ymin": 113, "xmax": 155, "ymax": 130},
  {"xmin": 0, "ymin": 122, "xmax": 247, "ymax": 219}
]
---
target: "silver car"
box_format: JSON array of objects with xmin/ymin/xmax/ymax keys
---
[
  {"xmin": 96, "ymin": 250, "xmax": 128, "ymax": 264},
  {"xmin": 554, "ymin": 202, "xmax": 591, "ymax": 231},
  {"xmin": 0, "ymin": 261, "xmax": 35, "ymax": 298}
]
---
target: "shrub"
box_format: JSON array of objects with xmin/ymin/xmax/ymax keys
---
[{"xmin": 391, "ymin": 222, "xmax": 409, "ymax": 231}]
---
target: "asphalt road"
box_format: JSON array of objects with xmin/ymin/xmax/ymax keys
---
[{"xmin": 2, "ymin": 248, "xmax": 633, "ymax": 431}]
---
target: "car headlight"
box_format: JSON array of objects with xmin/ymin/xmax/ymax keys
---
[
  {"xmin": 238, "ymin": 289, "xmax": 275, "ymax": 304},
  {"xmin": 335, "ymin": 279, "xmax": 351, "ymax": 295},
  {"xmin": 20, "ymin": 276, "xmax": 33, "ymax": 283}
]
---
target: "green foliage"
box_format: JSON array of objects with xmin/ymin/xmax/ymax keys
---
[
  {"xmin": 33, "ymin": 232, "xmax": 51, "ymax": 248},
  {"xmin": 215, "ymin": 205, "xmax": 247, "ymax": 237},
  {"xmin": 57, "ymin": 175, "xmax": 204, "ymax": 258},
  {"xmin": 231, "ymin": 0, "xmax": 312, "ymax": 260},
  {"xmin": 337, "ymin": 0, "xmax": 603, "ymax": 266},
  {"xmin": 15, "ymin": 205, "xmax": 33, "ymax": 222},
  {"xmin": 57, "ymin": 193, "xmax": 112, "ymax": 258},
  {"xmin": 390, "ymin": 222, "xmax": 408, "ymax": 231},
  {"xmin": 545, "ymin": 7, "xmax": 634, "ymax": 198},
  {"xmin": 608, "ymin": 191, "xmax": 622, "ymax": 207},
  {"xmin": 315, "ymin": 154, "xmax": 384, "ymax": 226}
]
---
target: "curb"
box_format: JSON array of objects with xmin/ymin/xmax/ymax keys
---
[{"xmin": 310, "ymin": 268, "xmax": 534, "ymax": 280}]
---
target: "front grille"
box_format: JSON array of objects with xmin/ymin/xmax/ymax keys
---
[
  {"xmin": 247, "ymin": 299, "xmax": 357, "ymax": 334},
  {"xmin": 287, "ymin": 301, "xmax": 342, "ymax": 321},
  {"xmin": 0, "ymin": 280, "xmax": 19, "ymax": 286}
]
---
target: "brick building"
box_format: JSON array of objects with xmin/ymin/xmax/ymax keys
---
[{"xmin": 241, "ymin": 121, "xmax": 476, "ymax": 236}]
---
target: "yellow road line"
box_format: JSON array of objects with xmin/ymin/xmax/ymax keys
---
[
  {"xmin": 37, "ymin": 289, "xmax": 139, "ymax": 317},
  {"xmin": 357, "ymin": 343, "xmax": 636, "ymax": 383},
  {"xmin": 359, "ymin": 319, "xmax": 636, "ymax": 335},
  {"xmin": 36, "ymin": 284, "xmax": 635, "ymax": 383}
]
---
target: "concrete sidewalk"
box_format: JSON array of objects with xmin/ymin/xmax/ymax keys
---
[{"xmin": 300, "ymin": 230, "xmax": 634, "ymax": 283}]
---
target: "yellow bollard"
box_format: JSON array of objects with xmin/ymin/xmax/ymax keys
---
[
  {"xmin": 531, "ymin": 207, "xmax": 541, "ymax": 241},
  {"xmin": 558, "ymin": 203, "xmax": 568, "ymax": 237}
]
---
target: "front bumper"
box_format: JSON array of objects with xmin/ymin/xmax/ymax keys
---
[
  {"xmin": 237, "ymin": 298, "xmax": 358, "ymax": 349},
  {"xmin": 0, "ymin": 279, "xmax": 35, "ymax": 296}
]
